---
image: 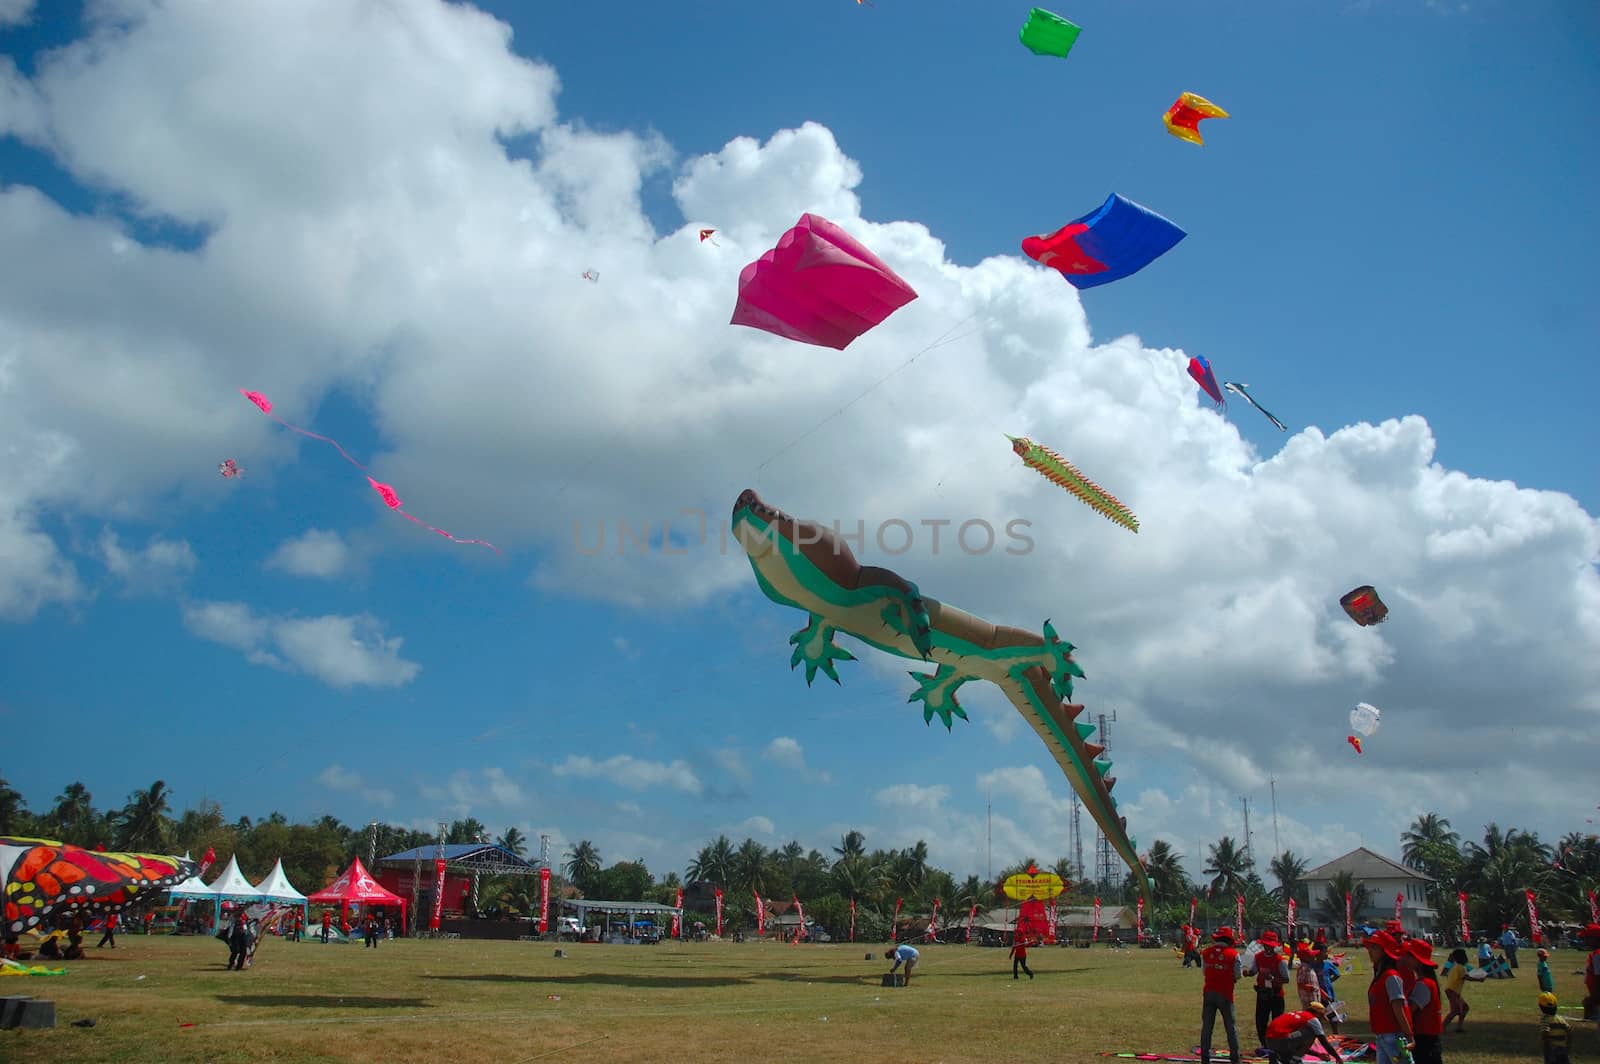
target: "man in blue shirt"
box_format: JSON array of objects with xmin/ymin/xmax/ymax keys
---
[
  {"xmin": 886, "ymin": 942, "xmax": 919, "ymax": 985},
  {"xmin": 1500, "ymin": 925, "xmax": 1520, "ymax": 970}
]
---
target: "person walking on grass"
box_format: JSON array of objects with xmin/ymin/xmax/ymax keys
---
[
  {"xmin": 1500, "ymin": 924, "xmax": 1520, "ymax": 970},
  {"xmin": 1363, "ymin": 930, "xmax": 1416, "ymax": 1064},
  {"xmin": 96, "ymin": 912, "xmax": 117, "ymax": 949},
  {"xmin": 1399, "ymin": 938, "xmax": 1444, "ymax": 1064},
  {"xmin": 1200, "ymin": 926, "xmax": 1243, "ymax": 1064},
  {"xmin": 1250, "ymin": 930, "xmax": 1290, "ymax": 1054},
  {"xmin": 1440, "ymin": 947, "xmax": 1471, "ymax": 1032},
  {"xmin": 1011, "ymin": 936, "xmax": 1035, "ymax": 980}
]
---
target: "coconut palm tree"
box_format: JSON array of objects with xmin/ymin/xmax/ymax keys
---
[
  {"xmin": 732, "ymin": 838, "xmax": 773, "ymax": 896},
  {"xmin": 495, "ymin": 827, "xmax": 528, "ymax": 857},
  {"xmin": 114, "ymin": 780, "xmax": 173, "ymax": 851},
  {"xmin": 564, "ymin": 840, "xmax": 601, "ymax": 893},
  {"xmin": 1269, "ymin": 851, "xmax": 1308, "ymax": 905},
  {"xmin": 833, "ymin": 830, "xmax": 866, "ymax": 860},
  {"xmin": 1203, "ymin": 836, "xmax": 1254, "ymax": 898},
  {"xmin": 1313, "ymin": 870, "xmax": 1370, "ymax": 932},
  {"xmin": 1143, "ymin": 840, "xmax": 1191, "ymax": 903}
]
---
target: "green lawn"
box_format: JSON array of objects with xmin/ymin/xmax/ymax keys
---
[{"xmin": 3, "ymin": 935, "xmax": 1586, "ymax": 1062}]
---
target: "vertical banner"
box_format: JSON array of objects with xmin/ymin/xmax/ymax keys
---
[
  {"xmin": 1092, "ymin": 897, "xmax": 1101, "ymax": 942},
  {"xmin": 1189, "ymin": 896, "xmax": 1198, "ymax": 928},
  {"xmin": 1344, "ymin": 892, "xmax": 1352, "ymax": 941},
  {"xmin": 198, "ymin": 846, "xmax": 217, "ymax": 877},
  {"xmin": 430, "ymin": 859, "xmax": 447, "ymax": 931},
  {"xmin": 1525, "ymin": 889, "xmax": 1541, "ymax": 944},
  {"xmin": 1458, "ymin": 891, "xmax": 1470, "ymax": 942},
  {"xmin": 538, "ymin": 867, "xmax": 551, "ymax": 934},
  {"xmin": 1588, "ymin": 889, "xmax": 1598, "ymax": 924},
  {"xmin": 715, "ymin": 888, "xmax": 724, "ymax": 937},
  {"xmin": 1287, "ymin": 897, "xmax": 1297, "ymax": 942},
  {"xmin": 1394, "ymin": 892, "xmax": 1404, "ymax": 925},
  {"xmin": 966, "ymin": 904, "xmax": 977, "ymax": 943},
  {"xmin": 793, "ymin": 897, "xmax": 806, "ymax": 942},
  {"xmin": 672, "ymin": 888, "xmax": 683, "ymax": 938},
  {"xmin": 1045, "ymin": 898, "xmax": 1057, "ymax": 945},
  {"xmin": 754, "ymin": 891, "xmax": 765, "ymax": 936},
  {"xmin": 892, "ymin": 897, "xmax": 903, "ymax": 941},
  {"xmin": 1237, "ymin": 895, "xmax": 1246, "ymax": 937},
  {"xmin": 1136, "ymin": 896, "xmax": 1145, "ymax": 943},
  {"xmin": 928, "ymin": 898, "xmax": 940, "ymax": 943},
  {"xmin": 848, "ymin": 898, "xmax": 856, "ymax": 942}
]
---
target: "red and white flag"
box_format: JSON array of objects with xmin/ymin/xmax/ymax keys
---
[
  {"xmin": 1092, "ymin": 897, "xmax": 1101, "ymax": 942},
  {"xmin": 966, "ymin": 904, "xmax": 977, "ymax": 943},
  {"xmin": 714, "ymin": 888, "xmax": 724, "ymax": 937},
  {"xmin": 754, "ymin": 891, "xmax": 765, "ymax": 936},
  {"xmin": 1458, "ymin": 891, "xmax": 1470, "ymax": 942},
  {"xmin": 1237, "ymin": 895, "xmax": 1246, "ymax": 938},
  {"xmin": 1189, "ymin": 896, "xmax": 1198, "ymax": 927},
  {"xmin": 1045, "ymin": 898, "xmax": 1057, "ymax": 945},
  {"xmin": 1394, "ymin": 892, "xmax": 1404, "ymax": 924},
  {"xmin": 927, "ymin": 898, "xmax": 940, "ymax": 942},
  {"xmin": 431, "ymin": 859, "xmax": 447, "ymax": 931},
  {"xmin": 1136, "ymin": 896, "xmax": 1144, "ymax": 943},
  {"xmin": 538, "ymin": 867, "xmax": 551, "ymax": 934},
  {"xmin": 848, "ymin": 898, "xmax": 856, "ymax": 942},
  {"xmin": 1287, "ymin": 897, "xmax": 1297, "ymax": 941},
  {"xmin": 1525, "ymin": 889, "xmax": 1541, "ymax": 944},
  {"xmin": 1344, "ymin": 892, "xmax": 1352, "ymax": 941},
  {"xmin": 672, "ymin": 888, "xmax": 683, "ymax": 938},
  {"xmin": 1588, "ymin": 889, "xmax": 1598, "ymax": 925},
  {"xmin": 892, "ymin": 897, "xmax": 903, "ymax": 941},
  {"xmin": 793, "ymin": 896, "xmax": 806, "ymax": 943}
]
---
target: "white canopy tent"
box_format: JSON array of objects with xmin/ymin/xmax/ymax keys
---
[{"xmin": 253, "ymin": 858, "xmax": 308, "ymax": 921}]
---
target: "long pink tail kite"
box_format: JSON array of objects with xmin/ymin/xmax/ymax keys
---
[{"xmin": 241, "ymin": 389, "xmax": 500, "ymax": 554}]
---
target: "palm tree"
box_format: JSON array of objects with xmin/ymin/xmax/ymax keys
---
[
  {"xmin": 1402, "ymin": 813, "xmax": 1460, "ymax": 867},
  {"xmin": 0, "ymin": 778, "xmax": 30, "ymax": 836},
  {"xmin": 496, "ymin": 827, "xmax": 528, "ymax": 857},
  {"xmin": 1203, "ymin": 837, "xmax": 1254, "ymax": 898},
  {"xmin": 1143, "ymin": 840, "xmax": 1190, "ymax": 903},
  {"xmin": 114, "ymin": 780, "xmax": 172, "ymax": 851},
  {"xmin": 1313, "ymin": 870, "xmax": 1371, "ymax": 931},
  {"xmin": 564, "ymin": 840, "xmax": 601, "ymax": 893},
  {"xmin": 833, "ymin": 830, "xmax": 866, "ymax": 860},
  {"xmin": 1268, "ymin": 851, "xmax": 1308, "ymax": 904},
  {"xmin": 51, "ymin": 782, "xmax": 96, "ymax": 844},
  {"xmin": 733, "ymin": 838, "xmax": 772, "ymax": 896}
]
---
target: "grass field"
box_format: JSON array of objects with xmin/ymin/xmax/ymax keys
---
[{"xmin": 3, "ymin": 934, "xmax": 1589, "ymax": 1062}]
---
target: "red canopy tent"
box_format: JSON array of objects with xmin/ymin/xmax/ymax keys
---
[{"xmin": 308, "ymin": 857, "xmax": 407, "ymax": 930}]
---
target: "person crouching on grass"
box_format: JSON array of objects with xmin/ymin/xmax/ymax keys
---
[
  {"xmin": 1262, "ymin": 1001, "xmax": 1341, "ymax": 1064},
  {"xmin": 885, "ymin": 942, "xmax": 918, "ymax": 985}
]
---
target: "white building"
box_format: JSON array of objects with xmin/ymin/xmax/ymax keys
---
[{"xmin": 1302, "ymin": 847, "xmax": 1438, "ymax": 937}]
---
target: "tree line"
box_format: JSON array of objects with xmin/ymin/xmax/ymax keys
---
[{"xmin": 4, "ymin": 778, "xmax": 1593, "ymax": 937}]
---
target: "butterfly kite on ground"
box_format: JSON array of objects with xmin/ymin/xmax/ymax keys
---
[
  {"xmin": 240, "ymin": 389, "xmax": 500, "ymax": 554},
  {"xmin": 1223, "ymin": 383, "xmax": 1287, "ymax": 432},
  {"xmin": 1340, "ymin": 585, "xmax": 1388, "ymax": 626},
  {"xmin": 1022, "ymin": 194, "xmax": 1186, "ymax": 290},
  {"xmin": 1187, "ymin": 356, "xmax": 1224, "ymax": 409},
  {"xmin": 2, "ymin": 837, "xmax": 199, "ymax": 933},
  {"xmin": 730, "ymin": 212, "xmax": 917, "ymax": 350},
  {"xmin": 1163, "ymin": 92, "xmax": 1230, "ymax": 145},
  {"xmin": 1008, "ymin": 434, "xmax": 1139, "ymax": 533},
  {"xmin": 1019, "ymin": 8, "xmax": 1081, "ymax": 58},
  {"xmin": 218, "ymin": 459, "xmax": 244, "ymax": 478}
]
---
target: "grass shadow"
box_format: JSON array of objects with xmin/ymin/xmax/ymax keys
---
[
  {"xmin": 756, "ymin": 972, "xmax": 892, "ymax": 986},
  {"xmin": 216, "ymin": 995, "xmax": 432, "ymax": 1009},
  {"xmin": 424, "ymin": 973, "xmax": 750, "ymax": 988}
]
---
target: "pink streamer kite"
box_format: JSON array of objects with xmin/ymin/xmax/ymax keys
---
[{"xmin": 241, "ymin": 389, "xmax": 500, "ymax": 554}]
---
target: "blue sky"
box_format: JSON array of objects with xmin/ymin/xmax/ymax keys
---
[{"xmin": 2, "ymin": 0, "xmax": 1596, "ymax": 889}]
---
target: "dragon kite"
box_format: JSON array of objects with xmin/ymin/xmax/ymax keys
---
[{"xmin": 731, "ymin": 489, "xmax": 1153, "ymax": 908}]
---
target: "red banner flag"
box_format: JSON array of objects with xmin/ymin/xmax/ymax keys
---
[
  {"xmin": 754, "ymin": 891, "xmax": 765, "ymax": 936},
  {"xmin": 1237, "ymin": 895, "xmax": 1246, "ymax": 938},
  {"xmin": 538, "ymin": 867, "xmax": 551, "ymax": 934},
  {"xmin": 1189, "ymin": 896, "xmax": 1197, "ymax": 928},
  {"xmin": 848, "ymin": 898, "xmax": 856, "ymax": 942},
  {"xmin": 1588, "ymin": 889, "xmax": 1598, "ymax": 925},
  {"xmin": 198, "ymin": 846, "xmax": 217, "ymax": 876},
  {"xmin": 1458, "ymin": 891, "xmax": 1470, "ymax": 942},
  {"xmin": 1344, "ymin": 891, "xmax": 1352, "ymax": 941},
  {"xmin": 1287, "ymin": 897, "xmax": 1297, "ymax": 941},
  {"xmin": 1092, "ymin": 897, "xmax": 1101, "ymax": 942},
  {"xmin": 431, "ymin": 859, "xmax": 447, "ymax": 931},
  {"xmin": 966, "ymin": 903, "xmax": 977, "ymax": 943},
  {"xmin": 1395, "ymin": 891, "xmax": 1404, "ymax": 925},
  {"xmin": 715, "ymin": 888, "xmax": 724, "ymax": 937},
  {"xmin": 928, "ymin": 898, "xmax": 940, "ymax": 942},
  {"xmin": 1525, "ymin": 889, "xmax": 1541, "ymax": 944},
  {"xmin": 793, "ymin": 896, "xmax": 806, "ymax": 943},
  {"xmin": 1136, "ymin": 897, "xmax": 1144, "ymax": 943},
  {"xmin": 892, "ymin": 897, "xmax": 903, "ymax": 941},
  {"xmin": 673, "ymin": 888, "xmax": 683, "ymax": 938}
]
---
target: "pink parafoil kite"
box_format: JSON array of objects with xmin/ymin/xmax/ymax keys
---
[{"xmin": 730, "ymin": 213, "xmax": 918, "ymax": 350}]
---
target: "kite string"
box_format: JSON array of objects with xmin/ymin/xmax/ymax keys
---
[
  {"xmin": 394, "ymin": 510, "xmax": 501, "ymax": 554},
  {"xmin": 754, "ymin": 312, "xmax": 981, "ymax": 477},
  {"xmin": 268, "ymin": 413, "xmax": 372, "ymax": 473}
]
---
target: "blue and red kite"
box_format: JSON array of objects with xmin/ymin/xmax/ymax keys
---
[
  {"xmin": 1187, "ymin": 356, "xmax": 1224, "ymax": 408},
  {"xmin": 1022, "ymin": 194, "xmax": 1186, "ymax": 290}
]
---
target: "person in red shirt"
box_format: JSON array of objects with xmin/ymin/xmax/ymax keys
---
[
  {"xmin": 1364, "ymin": 930, "xmax": 1416, "ymax": 1064},
  {"xmin": 1400, "ymin": 938, "xmax": 1444, "ymax": 1064},
  {"xmin": 1581, "ymin": 923, "xmax": 1600, "ymax": 1041},
  {"xmin": 1263, "ymin": 1001, "xmax": 1341, "ymax": 1064},
  {"xmin": 1010, "ymin": 935, "xmax": 1034, "ymax": 980},
  {"xmin": 1183, "ymin": 924, "xmax": 1202, "ymax": 968},
  {"xmin": 1251, "ymin": 930, "xmax": 1290, "ymax": 1052},
  {"xmin": 320, "ymin": 909, "xmax": 332, "ymax": 943},
  {"xmin": 1200, "ymin": 926, "xmax": 1244, "ymax": 1064},
  {"xmin": 96, "ymin": 912, "xmax": 118, "ymax": 949}
]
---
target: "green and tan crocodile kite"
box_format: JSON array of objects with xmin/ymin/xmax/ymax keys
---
[{"xmin": 731, "ymin": 488, "xmax": 1153, "ymax": 906}]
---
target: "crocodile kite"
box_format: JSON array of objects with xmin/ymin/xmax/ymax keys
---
[{"xmin": 731, "ymin": 488, "xmax": 1153, "ymax": 906}]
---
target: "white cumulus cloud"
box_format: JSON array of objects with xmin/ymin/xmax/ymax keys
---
[
  {"xmin": 552, "ymin": 754, "xmax": 704, "ymax": 796},
  {"xmin": 265, "ymin": 528, "xmax": 351, "ymax": 578},
  {"xmin": 180, "ymin": 599, "xmax": 421, "ymax": 689}
]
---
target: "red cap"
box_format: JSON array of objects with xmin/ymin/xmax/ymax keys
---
[
  {"xmin": 1259, "ymin": 930, "xmax": 1280, "ymax": 947},
  {"xmin": 1363, "ymin": 930, "xmax": 1401, "ymax": 959},
  {"xmin": 1403, "ymin": 938, "xmax": 1436, "ymax": 967},
  {"xmin": 1212, "ymin": 927, "xmax": 1236, "ymax": 942}
]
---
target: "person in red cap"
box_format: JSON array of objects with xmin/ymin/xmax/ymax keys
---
[
  {"xmin": 1295, "ymin": 944, "xmax": 1323, "ymax": 1010},
  {"xmin": 1364, "ymin": 930, "xmax": 1416, "ymax": 1064},
  {"xmin": 1250, "ymin": 929, "xmax": 1290, "ymax": 1052},
  {"xmin": 1263, "ymin": 1001, "xmax": 1342, "ymax": 1064},
  {"xmin": 1200, "ymin": 926, "xmax": 1243, "ymax": 1064},
  {"xmin": 1400, "ymin": 938, "xmax": 1444, "ymax": 1064}
]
